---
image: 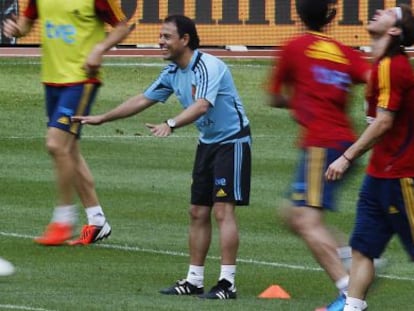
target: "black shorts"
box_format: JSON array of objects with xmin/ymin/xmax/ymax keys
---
[{"xmin": 191, "ymin": 132, "xmax": 251, "ymax": 207}]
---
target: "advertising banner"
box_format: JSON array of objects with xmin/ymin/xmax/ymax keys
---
[{"xmin": 2, "ymin": 0, "xmax": 406, "ymax": 47}]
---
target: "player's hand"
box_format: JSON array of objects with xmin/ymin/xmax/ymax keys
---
[
  {"xmin": 145, "ymin": 123, "xmax": 172, "ymax": 137},
  {"xmin": 83, "ymin": 61, "xmax": 101, "ymax": 78},
  {"xmin": 84, "ymin": 46, "xmax": 104, "ymax": 78},
  {"xmin": 71, "ymin": 115, "xmax": 104, "ymax": 125},
  {"xmin": 325, "ymin": 156, "xmax": 350, "ymax": 181},
  {"xmin": 84, "ymin": 63, "xmax": 101, "ymax": 78},
  {"xmin": 3, "ymin": 15, "xmax": 20, "ymax": 38}
]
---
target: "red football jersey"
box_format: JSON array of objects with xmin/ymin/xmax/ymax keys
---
[
  {"xmin": 366, "ymin": 55, "xmax": 414, "ymax": 178},
  {"xmin": 268, "ymin": 32, "xmax": 370, "ymax": 149}
]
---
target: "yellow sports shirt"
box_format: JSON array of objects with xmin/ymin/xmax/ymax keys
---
[{"xmin": 37, "ymin": 0, "xmax": 105, "ymax": 84}]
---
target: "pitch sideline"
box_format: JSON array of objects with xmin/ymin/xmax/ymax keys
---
[{"xmin": 1, "ymin": 230, "xmax": 413, "ymax": 283}]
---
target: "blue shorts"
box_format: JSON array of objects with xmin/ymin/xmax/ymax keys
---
[
  {"xmin": 45, "ymin": 83, "xmax": 99, "ymax": 138},
  {"xmin": 350, "ymin": 175, "xmax": 414, "ymax": 260},
  {"xmin": 191, "ymin": 129, "xmax": 252, "ymax": 207},
  {"xmin": 289, "ymin": 145, "xmax": 351, "ymax": 210}
]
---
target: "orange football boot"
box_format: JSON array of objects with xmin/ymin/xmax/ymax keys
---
[
  {"xmin": 68, "ymin": 222, "xmax": 111, "ymax": 246},
  {"xmin": 34, "ymin": 222, "xmax": 73, "ymax": 246}
]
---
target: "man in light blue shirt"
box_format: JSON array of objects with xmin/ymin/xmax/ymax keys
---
[
  {"xmin": 144, "ymin": 48, "xmax": 249, "ymax": 144},
  {"xmin": 73, "ymin": 14, "xmax": 251, "ymax": 300}
]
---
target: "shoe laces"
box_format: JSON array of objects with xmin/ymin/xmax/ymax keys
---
[
  {"xmin": 173, "ymin": 279, "xmax": 198, "ymax": 294},
  {"xmin": 212, "ymin": 279, "xmax": 233, "ymax": 292},
  {"xmin": 78, "ymin": 225, "xmax": 95, "ymax": 241},
  {"xmin": 176, "ymin": 279, "xmax": 194, "ymax": 289},
  {"xmin": 176, "ymin": 279, "xmax": 187, "ymax": 285}
]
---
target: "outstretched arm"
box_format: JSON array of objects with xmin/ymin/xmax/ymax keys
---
[{"xmin": 72, "ymin": 94, "xmax": 157, "ymax": 125}]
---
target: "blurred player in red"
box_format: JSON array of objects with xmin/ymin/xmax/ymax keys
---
[
  {"xmin": 3, "ymin": 0, "xmax": 132, "ymax": 245},
  {"xmin": 267, "ymin": 1, "xmax": 370, "ymax": 310},
  {"xmin": 326, "ymin": 4, "xmax": 414, "ymax": 310}
]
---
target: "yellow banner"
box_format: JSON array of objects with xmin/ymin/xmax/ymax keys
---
[{"xmin": 9, "ymin": 0, "xmax": 389, "ymax": 47}]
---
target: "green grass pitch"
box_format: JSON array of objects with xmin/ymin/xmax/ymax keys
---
[{"xmin": 0, "ymin": 57, "xmax": 413, "ymax": 311}]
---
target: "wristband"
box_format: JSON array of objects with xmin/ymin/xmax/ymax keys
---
[{"xmin": 342, "ymin": 154, "xmax": 352, "ymax": 164}]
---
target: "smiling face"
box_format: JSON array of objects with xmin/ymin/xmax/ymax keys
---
[
  {"xmin": 158, "ymin": 22, "xmax": 189, "ymax": 62},
  {"xmin": 367, "ymin": 8, "xmax": 400, "ymax": 36}
]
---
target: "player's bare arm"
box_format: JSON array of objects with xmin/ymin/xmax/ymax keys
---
[
  {"xmin": 72, "ymin": 94, "xmax": 156, "ymax": 125},
  {"xmin": 85, "ymin": 21, "xmax": 133, "ymax": 77}
]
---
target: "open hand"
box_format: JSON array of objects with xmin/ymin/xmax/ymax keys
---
[{"xmin": 145, "ymin": 123, "xmax": 172, "ymax": 137}]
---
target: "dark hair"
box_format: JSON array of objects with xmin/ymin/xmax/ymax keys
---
[
  {"xmin": 296, "ymin": 0, "xmax": 337, "ymax": 31},
  {"xmin": 398, "ymin": 4, "xmax": 414, "ymax": 47},
  {"xmin": 163, "ymin": 15, "xmax": 200, "ymax": 50},
  {"xmin": 386, "ymin": 4, "xmax": 414, "ymax": 56}
]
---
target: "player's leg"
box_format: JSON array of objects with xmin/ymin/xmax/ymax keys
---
[
  {"xmin": 343, "ymin": 250, "xmax": 373, "ymax": 311},
  {"xmin": 200, "ymin": 137, "xmax": 251, "ymax": 300},
  {"xmin": 35, "ymin": 85, "xmax": 79, "ymax": 245},
  {"xmin": 49, "ymin": 83, "xmax": 109, "ymax": 245},
  {"xmin": 214, "ymin": 202, "xmax": 238, "ymax": 267},
  {"xmin": 285, "ymin": 147, "xmax": 350, "ymax": 311},
  {"xmin": 290, "ymin": 206, "xmax": 348, "ymax": 282},
  {"xmin": 159, "ymin": 203, "xmax": 210, "ymax": 296},
  {"xmin": 196, "ymin": 202, "xmax": 239, "ymax": 300},
  {"xmin": 35, "ymin": 128, "xmax": 78, "ymax": 245},
  {"xmin": 47, "ymin": 128, "xmax": 77, "ymax": 205},
  {"xmin": 344, "ymin": 175, "xmax": 393, "ymax": 311},
  {"xmin": 68, "ymin": 141, "xmax": 111, "ymax": 245},
  {"xmin": 160, "ymin": 143, "xmax": 213, "ymax": 296},
  {"xmin": 290, "ymin": 147, "xmax": 349, "ymax": 281},
  {"xmin": 73, "ymin": 144, "xmax": 99, "ymax": 209},
  {"xmin": 35, "ymin": 84, "xmax": 109, "ymax": 246},
  {"xmin": 393, "ymin": 177, "xmax": 414, "ymax": 261},
  {"xmin": 188, "ymin": 204, "xmax": 212, "ymax": 266}
]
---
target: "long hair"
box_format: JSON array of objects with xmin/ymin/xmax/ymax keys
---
[
  {"xmin": 163, "ymin": 15, "xmax": 200, "ymax": 50},
  {"xmin": 386, "ymin": 4, "xmax": 414, "ymax": 56}
]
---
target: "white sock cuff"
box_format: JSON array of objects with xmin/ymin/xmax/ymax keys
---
[
  {"xmin": 55, "ymin": 204, "xmax": 77, "ymax": 211},
  {"xmin": 85, "ymin": 205, "xmax": 104, "ymax": 217},
  {"xmin": 186, "ymin": 265, "xmax": 204, "ymax": 287},
  {"xmin": 188, "ymin": 265, "xmax": 204, "ymax": 275},
  {"xmin": 337, "ymin": 246, "xmax": 352, "ymax": 259},
  {"xmin": 219, "ymin": 264, "xmax": 236, "ymax": 285},
  {"xmin": 345, "ymin": 296, "xmax": 367, "ymax": 310},
  {"xmin": 52, "ymin": 205, "xmax": 77, "ymax": 224},
  {"xmin": 85, "ymin": 206, "xmax": 106, "ymax": 226},
  {"xmin": 335, "ymin": 275, "xmax": 350, "ymax": 293}
]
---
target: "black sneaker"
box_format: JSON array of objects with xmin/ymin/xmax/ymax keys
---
[
  {"xmin": 160, "ymin": 279, "xmax": 204, "ymax": 295},
  {"xmin": 199, "ymin": 279, "xmax": 237, "ymax": 299}
]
